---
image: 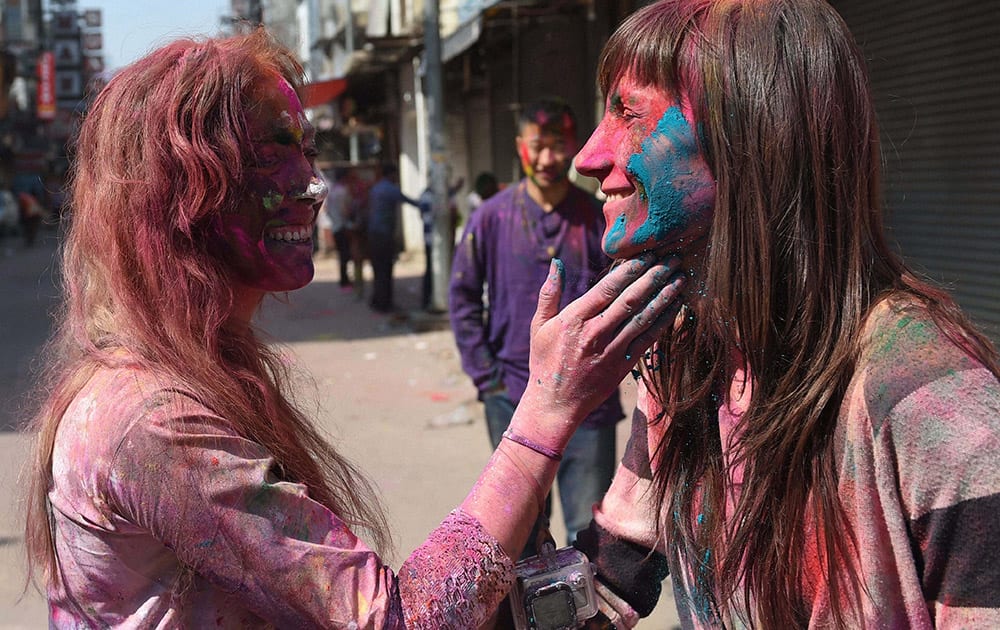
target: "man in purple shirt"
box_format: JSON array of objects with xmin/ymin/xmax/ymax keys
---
[{"xmin": 449, "ymin": 98, "xmax": 623, "ymax": 552}]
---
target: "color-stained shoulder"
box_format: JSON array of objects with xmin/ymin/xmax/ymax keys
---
[
  {"xmin": 57, "ymin": 365, "xmax": 216, "ymax": 463},
  {"xmin": 858, "ymin": 300, "xmax": 990, "ymax": 434},
  {"xmin": 50, "ymin": 365, "xmax": 218, "ymax": 532}
]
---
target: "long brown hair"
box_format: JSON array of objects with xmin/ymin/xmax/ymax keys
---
[
  {"xmin": 598, "ymin": 0, "xmax": 999, "ymax": 626},
  {"xmin": 24, "ymin": 29, "xmax": 390, "ymax": 589}
]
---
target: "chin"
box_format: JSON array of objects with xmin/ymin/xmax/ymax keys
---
[
  {"xmin": 255, "ymin": 268, "xmax": 315, "ymax": 293},
  {"xmin": 602, "ymin": 237, "xmax": 660, "ymax": 260},
  {"xmin": 603, "ymin": 223, "xmax": 709, "ymax": 260}
]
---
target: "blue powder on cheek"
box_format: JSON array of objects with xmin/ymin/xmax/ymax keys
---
[
  {"xmin": 604, "ymin": 214, "xmax": 627, "ymax": 254},
  {"xmin": 626, "ymin": 106, "xmax": 694, "ymax": 245}
]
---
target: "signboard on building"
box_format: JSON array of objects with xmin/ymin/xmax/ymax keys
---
[
  {"xmin": 51, "ymin": 11, "xmax": 80, "ymax": 36},
  {"xmin": 53, "ymin": 38, "xmax": 81, "ymax": 66},
  {"xmin": 36, "ymin": 51, "xmax": 56, "ymax": 121},
  {"xmin": 82, "ymin": 32, "xmax": 102, "ymax": 51},
  {"xmin": 55, "ymin": 69, "xmax": 81, "ymax": 99},
  {"xmin": 83, "ymin": 55, "xmax": 103, "ymax": 74},
  {"xmin": 83, "ymin": 9, "xmax": 101, "ymax": 28}
]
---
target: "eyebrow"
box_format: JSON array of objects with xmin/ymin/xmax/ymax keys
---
[{"xmin": 256, "ymin": 121, "xmax": 315, "ymax": 146}]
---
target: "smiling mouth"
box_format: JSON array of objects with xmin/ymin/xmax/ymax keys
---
[{"xmin": 265, "ymin": 225, "xmax": 313, "ymax": 243}]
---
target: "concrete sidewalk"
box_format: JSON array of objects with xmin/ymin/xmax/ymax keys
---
[{"xmin": 0, "ymin": 243, "xmax": 679, "ymax": 628}]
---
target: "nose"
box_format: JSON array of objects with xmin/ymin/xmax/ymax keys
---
[
  {"xmin": 298, "ymin": 174, "xmax": 328, "ymax": 204},
  {"xmin": 574, "ymin": 124, "xmax": 612, "ymax": 180},
  {"xmin": 536, "ymin": 146, "xmax": 559, "ymax": 167}
]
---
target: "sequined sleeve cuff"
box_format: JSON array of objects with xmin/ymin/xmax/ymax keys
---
[{"xmin": 398, "ymin": 509, "xmax": 515, "ymax": 629}]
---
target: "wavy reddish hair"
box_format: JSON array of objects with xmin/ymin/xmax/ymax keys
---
[{"xmin": 25, "ymin": 29, "xmax": 390, "ymax": 589}]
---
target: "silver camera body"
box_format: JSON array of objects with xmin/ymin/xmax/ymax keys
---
[{"xmin": 509, "ymin": 545, "xmax": 598, "ymax": 630}]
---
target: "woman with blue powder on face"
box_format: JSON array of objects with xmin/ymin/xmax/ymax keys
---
[{"xmin": 569, "ymin": 0, "xmax": 1000, "ymax": 628}]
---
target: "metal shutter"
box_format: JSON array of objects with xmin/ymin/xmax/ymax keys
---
[{"xmin": 830, "ymin": 0, "xmax": 1000, "ymax": 341}]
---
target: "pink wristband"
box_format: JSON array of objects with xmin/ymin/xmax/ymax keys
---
[{"xmin": 501, "ymin": 429, "xmax": 562, "ymax": 461}]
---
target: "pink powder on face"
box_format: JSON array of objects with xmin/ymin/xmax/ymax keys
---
[
  {"xmin": 212, "ymin": 74, "xmax": 326, "ymax": 296},
  {"xmin": 575, "ymin": 73, "xmax": 714, "ymax": 259}
]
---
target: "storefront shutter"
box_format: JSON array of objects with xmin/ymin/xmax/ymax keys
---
[{"xmin": 830, "ymin": 0, "xmax": 1000, "ymax": 341}]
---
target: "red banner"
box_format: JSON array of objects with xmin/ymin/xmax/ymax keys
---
[{"xmin": 37, "ymin": 51, "xmax": 56, "ymax": 121}]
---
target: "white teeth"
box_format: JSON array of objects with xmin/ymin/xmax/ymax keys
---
[{"xmin": 266, "ymin": 226, "xmax": 311, "ymax": 243}]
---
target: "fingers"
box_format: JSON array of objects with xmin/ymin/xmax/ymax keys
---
[
  {"xmin": 590, "ymin": 257, "xmax": 684, "ymax": 365},
  {"xmin": 571, "ymin": 251, "xmax": 662, "ymax": 321},
  {"xmin": 530, "ymin": 258, "xmax": 565, "ymax": 340},
  {"xmin": 613, "ymin": 261, "xmax": 684, "ymax": 335},
  {"xmin": 619, "ymin": 271, "xmax": 686, "ymax": 361}
]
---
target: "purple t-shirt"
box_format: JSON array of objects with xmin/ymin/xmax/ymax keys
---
[{"xmin": 449, "ymin": 180, "xmax": 624, "ymax": 428}]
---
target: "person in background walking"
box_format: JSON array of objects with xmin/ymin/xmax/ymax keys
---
[
  {"xmin": 467, "ymin": 171, "xmax": 499, "ymax": 215},
  {"xmin": 324, "ymin": 168, "xmax": 354, "ymax": 291},
  {"xmin": 366, "ymin": 163, "xmax": 418, "ymax": 313},
  {"xmin": 450, "ymin": 97, "xmax": 624, "ymax": 554},
  {"xmin": 418, "ymin": 173, "xmax": 463, "ymax": 311},
  {"xmin": 342, "ymin": 168, "xmax": 371, "ymax": 301}
]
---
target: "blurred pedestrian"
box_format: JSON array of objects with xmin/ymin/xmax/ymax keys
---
[
  {"xmin": 366, "ymin": 163, "xmax": 418, "ymax": 313},
  {"xmin": 418, "ymin": 173, "xmax": 462, "ymax": 311},
  {"xmin": 449, "ymin": 97, "xmax": 624, "ymax": 554},
  {"xmin": 324, "ymin": 168, "xmax": 353, "ymax": 290},
  {"xmin": 17, "ymin": 191, "xmax": 46, "ymax": 247},
  {"xmin": 342, "ymin": 168, "xmax": 371, "ymax": 300},
  {"xmin": 467, "ymin": 171, "xmax": 499, "ymax": 214}
]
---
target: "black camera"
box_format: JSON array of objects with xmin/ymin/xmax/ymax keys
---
[{"xmin": 509, "ymin": 544, "xmax": 598, "ymax": 630}]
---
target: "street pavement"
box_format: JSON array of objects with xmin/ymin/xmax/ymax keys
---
[{"xmin": 0, "ymin": 230, "xmax": 679, "ymax": 628}]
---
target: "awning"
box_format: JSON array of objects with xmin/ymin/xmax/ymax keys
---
[
  {"xmin": 442, "ymin": 15, "xmax": 482, "ymax": 63},
  {"xmin": 302, "ymin": 78, "xmax": 348, "ymax": 109}
]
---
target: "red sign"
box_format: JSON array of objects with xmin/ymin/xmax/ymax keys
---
[{"xmin": 36, "ymin": 51, "xmax": 56, "ymax": 121}]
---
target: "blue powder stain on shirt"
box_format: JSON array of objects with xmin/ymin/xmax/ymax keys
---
[{"xmin": 625, "ymin": 106, "xmax": 692, "ymax": 246}]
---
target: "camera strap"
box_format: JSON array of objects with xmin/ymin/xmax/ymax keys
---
[{"xmin": 533, "ymin": 510, "xmax": 557, "ymax": 557}]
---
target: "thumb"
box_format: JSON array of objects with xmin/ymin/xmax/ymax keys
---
[{"xmin": 531, "ymin": 258, "xmax": 565, "ymax": 337}]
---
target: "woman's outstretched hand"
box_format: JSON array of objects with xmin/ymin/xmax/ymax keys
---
[{"xmin": 512, "ymin": 253, "xmax": 685, "ymax": 448}]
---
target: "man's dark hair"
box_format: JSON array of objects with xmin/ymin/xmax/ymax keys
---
[{"xmin": 518, "ymin": 97, "xmax": 577, "ymax": 137}]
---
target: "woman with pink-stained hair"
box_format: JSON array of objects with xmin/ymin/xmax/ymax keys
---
[{"xmin": 22, "ymin": 29, "xmax": 686, "ymax": 628}]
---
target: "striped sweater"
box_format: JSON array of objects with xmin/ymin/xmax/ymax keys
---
[{"xmin": 576, "ymin": 301, "xmax": 1000, "ymax": 628}]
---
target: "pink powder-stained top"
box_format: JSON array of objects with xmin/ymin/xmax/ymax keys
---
[
  {"xmin": 47, "ymin": 365, "xmax": 513, "ymax": 628},
  {"xmin": 588, "ymin": 299, "xmax": 1000, "ymax": 627}
]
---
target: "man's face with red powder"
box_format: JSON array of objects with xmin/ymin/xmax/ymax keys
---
[
  {"xmin": 515, "ymin": 110, "xmax": 578, "ymax": 190},
  {"xmin": 212, "ymin": 74, "xmax": 327, "ymax": 294}
]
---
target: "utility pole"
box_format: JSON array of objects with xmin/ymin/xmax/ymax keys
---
[{"xmin": 423, "ymin": 0, "xmax": 450, "ymax": 314}]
